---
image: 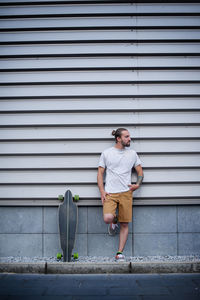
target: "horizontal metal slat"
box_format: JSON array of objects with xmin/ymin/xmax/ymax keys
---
[
  {"xmin": 1, "ymin": 70, "xmax": 200, "ymax": 84},
  {"xmin": 2, "ymin": 3, "xmax": 200, "ymax": 17},
  {"xmin": 0, "ymin": 111, "xmax": 200, "ymax": 126},
  {"xmin": 1, "ymin": 16, "xmax": 200, "ymax": 30},
  {"xmin": 2, "ymin": 198, "xmax": 200, "ymax": 206},
  {"xmin": 0, "ymin": 168, "xmax": 199, "ymax": 184},
  {"xmin": 1, "ymin": 57, "xmax": 200, "ymax": 70},
  {"xmin": 1, "ymin": 30, "xmax": 200, "ymax": 43},
  {"xmin": 0, "ymin": 125, "xmax": 199, "ymax": 139},
  {"xmin": 0, "ymin": 98, "xmax": 200, "ymax": 113},
  {"xmin": 0, "ymin": 153, "xmax": 200, "ymax": 169},
  {"xmin": 0, "ymin": 183, "xmax": 199, "ymax": 198},
  {"xmin": 1, "ymin": 84, "xmax": 200, "ymax": 98},
  {"xmin": 0, "ymin": 140, "xmax": 199, "ymax": 154},
  {"xmin": 1, "ymin": 4, "xmax": 200, "ymax": 17},
  {"xmin": 0, "ymin": 198, "xmax": 200, "ymax": 207},
  {"xmin": 0, "ymin": 43, "xmax": 200, "ymax": 57}
]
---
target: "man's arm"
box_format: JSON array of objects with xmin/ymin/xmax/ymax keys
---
[
  {"xmin": 128, "ymin": 164, "xmax": 144, "ymax": 192},
  {"xmin": 97, "ymin": 166, "xmax": 108, "ymax": 205}
]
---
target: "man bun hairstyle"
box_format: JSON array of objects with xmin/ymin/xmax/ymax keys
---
[{"xmin": 112, "ymin": 128, "xmax": 128, "ymax": 142}]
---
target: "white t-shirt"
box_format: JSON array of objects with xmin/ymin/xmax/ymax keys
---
[{"xmin": 98, "ymin": 146, "xmax": 141, "ymax": 193}]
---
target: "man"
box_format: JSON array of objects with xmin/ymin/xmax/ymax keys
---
[{"xmin": 97, "ymin": 128, "xmax": 143, "ymax": 261}]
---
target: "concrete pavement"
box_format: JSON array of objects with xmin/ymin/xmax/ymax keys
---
[{"xmin": 0, "ymin": 273, "xmax": 200, "ymax": 299}]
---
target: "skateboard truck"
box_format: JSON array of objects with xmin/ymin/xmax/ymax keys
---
[
  {"xmin": 58, "ymin": 194, "xmax": 79, "ymax": 202},
  {"xmin": 57, "ymin": 252, "xmax": 79, "ymax": 260},
  {"xmin": 58, "ymin": 195, "xmax": 64, "ymax": 201},
  {"xmin": 57, "ymin": 191, "xmax": 79, "ymax": 262}
]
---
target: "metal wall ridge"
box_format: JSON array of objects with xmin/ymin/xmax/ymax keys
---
[
  {"xmin": 1, "ymin": 13, "xmax": 200, "ymax": 19},
  {"xmin": 1, "ymin": 26, "xmax": 200, "ymax": 32},
  {"xmin": 1, "ymin": 53, "xmax": 200, "ymax": 59},
  {"xmin": 1, "ymin": 66, "xmax": 200, "ymax": 72},
  {"xmin": 0, "ymin": 181, "xmax": 200, "ymax": 185},
  {"xmin": 1, "ymin": 39, "xmax": 200, "ymax": 46},
  {"xmin": 0, "ymin": 152, "xmax": 200, "ymax": 156},
  {"xmin": 0, "ymin": 151, "xmax": 200, "ymax": 156},
  {"xmin": 0, "ymin": 137, "xmax": 200, "ymax": 142},
  {"xmin": 0, "ymin": 95, "xmax": 200, "ymax": 100},
  {"xmin": 0, "ymin": 107, "xmax": 200, "ymax": 112},
  {"xmin": 1, "ymin": 166, "xmax": 200, "ymax": 171},
  {"xmin": 1, "ymin": 80, "xmax": 200, "ymax": 85},
  {"xmin": 1, "ymin": 123, "xmax": 200, "ymax": 129}
]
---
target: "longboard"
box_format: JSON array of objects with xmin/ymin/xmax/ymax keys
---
[{"xmin": 58, "ymin": 190, "xmax": 79, "ymax": 262}]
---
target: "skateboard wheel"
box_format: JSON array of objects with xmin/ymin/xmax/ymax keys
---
[
  {"xmin": 58, "ymin": 195, "xmax": 64, "ymax": 201},
  {"xmin": 57, "ymin": 252, "xmax": 62, "ymax": 260},
  {"xmin": 73, "ymin": 252, "xmax": 79, "ymax": 259},
  {"xmin": 74, "ymin": 195, "xmax": 79, "ymax": 202}
]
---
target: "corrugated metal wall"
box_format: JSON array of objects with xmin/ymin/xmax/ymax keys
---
[{"xmin": 0, "ymin": 0, "xmax": 199, "ymax": 206}]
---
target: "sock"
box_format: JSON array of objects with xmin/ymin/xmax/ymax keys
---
[
  {"xmin": 116, "ymin": 251, "xmax": 123, "ymax": 255},
  {"xmin": 111, "ymin": 223, "xmax": 116, "ymax": 230}
]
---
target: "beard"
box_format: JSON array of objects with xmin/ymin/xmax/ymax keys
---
[{"xmin": 121, "ymin": 140, "xmax": 130, "ymax": 147}]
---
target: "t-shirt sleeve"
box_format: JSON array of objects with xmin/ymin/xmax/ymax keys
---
[
  {"xmin": 98, "ymin": 152, "xmax": 106, "ymax": 168},
  {"xmin": 134, "ymin": 152, "xmax": 142, "ymax": 167}
]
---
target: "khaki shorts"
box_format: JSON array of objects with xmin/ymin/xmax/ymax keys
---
[{"xmin": 103, "ymin": 190, "xmax": 133, "ymax": 223}]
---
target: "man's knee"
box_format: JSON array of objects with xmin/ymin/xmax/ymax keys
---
[
  {"xmin": 104, "ymin": 214, "xmax": 114, "ymax": 224},
  {"xmin": 120, "ymin": 222, "xmax": 129, "ymax": 228}
]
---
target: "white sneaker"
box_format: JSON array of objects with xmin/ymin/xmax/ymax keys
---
[
  {"xmin": 115, "ymin": 253, "xmax": 125, "ymax": 262},
  {"xmin": 108, "ymin": 223, "xmax": 119, "ymax": 236}
]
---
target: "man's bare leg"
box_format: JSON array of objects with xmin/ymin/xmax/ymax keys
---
[
  {"xmin": 118, "ymin": 222, "xmax": 129, "ymax": 252},
  {"xmin": 103, "ymin": 213, "xmax": 114, "ymax": 224}
]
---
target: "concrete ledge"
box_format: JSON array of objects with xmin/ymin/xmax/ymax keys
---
[
  {"xmin": 47, "ymin": 262, "xmax": 130, "ymax": 274},
  {"xmin": 0, "ymin": 263, "xmax": 46, "ymax": 274},
  {"xmin": 131, "ymin": 262, "xmax": 200, "ymax": 274},
  {"xmin": 0, "ymin": 261, "xmax": 200, "ymax": 274}
]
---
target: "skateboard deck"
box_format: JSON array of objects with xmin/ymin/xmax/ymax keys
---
[{"xmin": 58, "ymin": 190, "xmax": 78, "ymax": 262}]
